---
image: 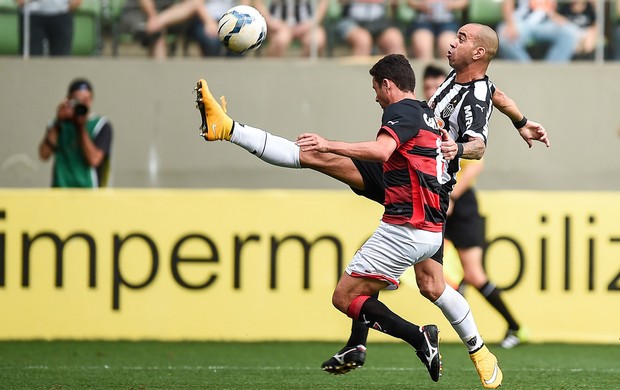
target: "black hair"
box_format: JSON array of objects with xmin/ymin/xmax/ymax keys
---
[
  {"xmin": 423, "ymin": 64, "xmax": 447, "ymax": 80},
  {"xmin": 67, "ymin": 78, "xmax": 93, "ymax": 96},
  {"xmin": 369, "ymin": 54, "xmax": 416, "ymax": 93}
]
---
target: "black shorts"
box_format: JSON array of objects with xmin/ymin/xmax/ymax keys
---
[
  {"xmin": 350, "ymin": 159, "xmax": 385, "ymax": 205},
  {"xmin": 351, "ymin": 158, "xmax": 448, "ymax": 264},
  {"xmin": 429, "ymin": 191, "xmax": 450, "ymax": 265},
  {"xmin": 444, "ymin": 189, "xmax": 484, "ymax": 249}
]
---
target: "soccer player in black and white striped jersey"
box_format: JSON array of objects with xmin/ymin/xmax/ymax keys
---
[
  {"xmin": 429, "ymin": 67, "xmax": 493, "ymax": 186},
  {"xmin": 426, "ymin": 63, "xmax": 528, "ymax": 350},
  {"xmin": 195, "ymin": 23, "xmax": 549, "ymax": 390}
]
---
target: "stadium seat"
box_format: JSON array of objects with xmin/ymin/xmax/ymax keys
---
[
  {"xmin": 394, "ymin": 0, "xmax": 414, "ymax": 49},
  {"xmin": 0, "ymin": 0, "xmax": 19, "ymax": 55},
  {"xmin": 395, "ymin": 0, "xmax": 415, "ymax": 26},
  {"xmin": 101, "ymin": 0, "xmax": 126, "ymax": 56},
  {"xmin": 323, "ymin": 0, "xmax": 343, "ymax": 56},
  {"xmin": 467, "ymin": 0, "xmax": 503, "ymax": 27},
  {"xmin": 72, "ymin": 0, "xmax": 101, "ymax": 55}
]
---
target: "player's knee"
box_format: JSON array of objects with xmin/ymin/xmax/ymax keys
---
[
  {"xmin": 462, "ymin": 269, "xmax": 487, "ymax": 288},
  {"xmin": 331, "ymin": 291, "xmax": 349, "ymax": 314},
  {"xmin": 331, "ymin": 295, "xmax": 346, "ymax": 312},
  {"xmin": 418, "ymin": 282, "xmax": 442, "ymax": 302}
]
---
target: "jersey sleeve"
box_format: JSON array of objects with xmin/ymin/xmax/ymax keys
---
[
  {"xmin": 379, "ymin": 101, "xmax": 420, "ymax": 146},
  {"xmin": 457, "ymin": 83, "xmax": 492, "ymax": 144},
  {"xmin": 94, "ymin": 122, "xmax": 113, "ymax": 157}
]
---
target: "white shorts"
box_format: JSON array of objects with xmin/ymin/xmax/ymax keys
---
[{"xmin": 346, "ymin": 221, "xmax": 442, "ymax": 290}]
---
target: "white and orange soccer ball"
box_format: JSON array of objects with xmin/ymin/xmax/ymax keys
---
[{"xmin": 218, "ymin": 5, "xmax": 267, "ymax": 54}]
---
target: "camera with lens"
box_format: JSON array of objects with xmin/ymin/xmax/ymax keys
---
[{"xmin": 69, "ymin": 99, "xmax": 89, "ymax": 117}]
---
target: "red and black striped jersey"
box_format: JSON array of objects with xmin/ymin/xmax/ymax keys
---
[{"xmin": 379, "ymin": 99, "xmax": 446, "ymax": 232}]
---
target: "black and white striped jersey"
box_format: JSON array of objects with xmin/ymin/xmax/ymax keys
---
[
  {"xmin": 269, "ymin": 0, "xmax": 316, "ymax": 25},
  {"xmin": 427, "ymin": 69, "xmax": 495, "ymax": 188}
]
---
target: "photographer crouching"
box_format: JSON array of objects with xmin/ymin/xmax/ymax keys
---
[{"xmin": 39, "ymin": 78, "xmax": 113, "ymax": 188}]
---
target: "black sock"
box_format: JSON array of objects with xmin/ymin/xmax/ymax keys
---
[
  {"xmin": 356, "ymin": 296, "xmax": 424, "ymax": 350},
  {"xmin": 479, "ymin": 281, "xmax": 520, "ymax": 331},
  {"xmin": 346, "ymin": 321, "xmax": 370, "ymax": 348},
  {"xmin": 345, "ymin": 293, "xmax": 377, "ymax": 347}
]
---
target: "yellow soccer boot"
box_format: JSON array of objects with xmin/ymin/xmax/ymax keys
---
[
  {"xmin": 470, "ymin": 345, "xmax": 503, "ymax": 388},
  {"xmin": 195, "ymin": 79, "xmax": 234, "ymax": 141}
]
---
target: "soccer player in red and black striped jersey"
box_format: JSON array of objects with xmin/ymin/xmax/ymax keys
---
[{"xmin": 296, "ymin": 53, "xmax": 446, "ymax": 382}]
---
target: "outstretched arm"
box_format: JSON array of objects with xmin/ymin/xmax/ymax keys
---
[
  {"xmin": 493, "ymin": 87, "xmax": 551, "ymax": 148},
  {"xmin": 296, "ymin": 132, "xmax": 397, "ymax": 162}
]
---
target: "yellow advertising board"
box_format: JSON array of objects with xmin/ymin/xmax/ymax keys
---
[{"xmin": 0, "ymin": 189, "xmax": 618, "ymax": 343}]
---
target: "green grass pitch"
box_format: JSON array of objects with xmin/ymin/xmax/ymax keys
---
[{"xmin": 0, "ymin": 341, "xmax": 618, "ymax": 389}]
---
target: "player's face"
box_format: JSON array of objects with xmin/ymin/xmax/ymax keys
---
[
  {"xmin": 423, "ymin": 76, "xmax": 444, "ymax": 101},
  {"xmin": 372, "ymin": 79, "xmax": 389, "ymax": 109},
  {"xmin": 447, "ymin": 25, "xmax": 477, "ymax": 69}
]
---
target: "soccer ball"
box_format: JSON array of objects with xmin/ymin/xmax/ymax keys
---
[{"xmin": 218, "ymin": 5, "xmax": 267, "ymax": 54}]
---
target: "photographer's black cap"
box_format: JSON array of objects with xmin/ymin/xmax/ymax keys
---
[{"xmin": 68, "ymin": 78, "xmax": 93, "ymax": 95}]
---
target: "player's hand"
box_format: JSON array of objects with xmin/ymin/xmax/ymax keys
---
[
  {"xmin": 518, "ymin": 120, "xmax": 550, "ymax": 148},
  {"xmin": 440, "ymin": 129, "xmax": 458, "ymax": 160},
  {"xmin": 296, "ymin": 133, "xmax": 330, "ymax": 153}
]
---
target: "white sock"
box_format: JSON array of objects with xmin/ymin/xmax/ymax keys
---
[
  {"xmin": 230, "ymin": 122, "xmax": 301, "ymax": 168},
  {"xmin": 433, "ymin": 284, "xmax": 484, "ymax": 352}
]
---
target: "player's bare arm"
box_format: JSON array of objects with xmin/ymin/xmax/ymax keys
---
[
  {"xmin": 461, "ymin": 137, "xmax": 485, "ymax": 159},
  {"xmin": 440, "ymin": 130, "xmax": 485, "ymax": 161},
  {"xmin": 297, "ymin": 132, "xmax": 397, "ymax": 162},
  {"xmin": 493, "ymin": 87, "xmax": 551, "ymax": 148}
]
